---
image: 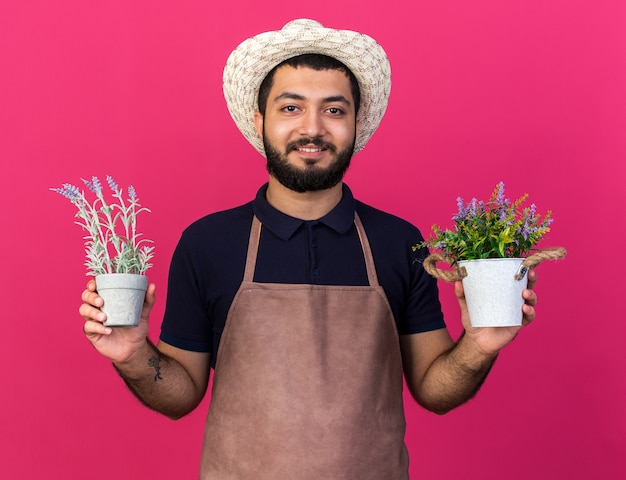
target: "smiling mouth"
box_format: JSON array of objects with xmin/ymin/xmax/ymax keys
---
[
  {"xmin": 296, "ymin": 146, "xmax": 325, "ymax": 153},
  {"xmin": 288, "ymin": 137, "xmax": 335, "ymax": 155}
]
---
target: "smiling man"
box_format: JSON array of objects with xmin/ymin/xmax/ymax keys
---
[
  {"xmin": 257, "ymin": 56, "xmax": 358, "ymax": 195},
  {"xmin": 80, "ymin": 19, "xmax": 539, "ymax": 479}
]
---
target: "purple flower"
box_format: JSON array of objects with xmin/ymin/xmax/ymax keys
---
[
  {"xmin": 456, "ymin": 196, "xmax": 465, "ymax": 212},
  {"xmin": 468, "ymin": 198, "xmax": 478, "ymax": 217},
  {"xmin": 499, "ymin": 203, "xmax": 509, "ymax": 221},
  {"xmin": 453, "ymin": 197, "xmax": 467, "ymax": 221},
  {"xmin": 51, "ymin": 183, "xmax": 82, "ymax": 201},
  {"xmin": 496, "ymin": 182, "xmax": 505, "ymax": 205},
  {"xmin": 453, "ymin": 196, "xmax": 480, "ymax": 222},
  {"xmin": 106, "ymin": 176, "xmax": 120, "ymax": 193},
  {"xmin": 82, "ymin": 176, "xmax": 102, "ymax": 195}
]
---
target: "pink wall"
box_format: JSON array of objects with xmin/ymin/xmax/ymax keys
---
[{"xmin": 2, "ymin": 1, "xmax": 624, "ymax": 478}]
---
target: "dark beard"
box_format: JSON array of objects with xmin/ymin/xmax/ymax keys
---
[{"xmin": 264, "ymin": 136, "xmax": 354, "ymax": 193}]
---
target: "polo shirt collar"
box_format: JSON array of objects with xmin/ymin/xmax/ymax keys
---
[{"xmin": 253, "ymin": 183, "xmax": 356, "ymax": 240}]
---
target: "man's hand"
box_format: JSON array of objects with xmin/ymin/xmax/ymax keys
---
[
  {"xmin": 80, "ymin": 279, "xmax": 157, "ymax": 363},
  {"xmin": 457, "ymin": 268, "xmax": 538, "ymax": 356}
]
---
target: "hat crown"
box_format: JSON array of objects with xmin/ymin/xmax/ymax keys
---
[{"xmin": 282, "ymin": 19, "xmax": 324, "ymax": 31}]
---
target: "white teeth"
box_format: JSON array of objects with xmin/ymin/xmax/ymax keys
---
[{"xmin": 298, "ymin": 147, "xmax": 322, "ymax": 153}]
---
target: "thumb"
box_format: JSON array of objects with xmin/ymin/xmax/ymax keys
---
[
  {"xmin": 454, "ymin": 280, "xmax": 471, "ymax": 327},
  {"xmin": 145, "ymin": 283, "xmax": 156, "ymax": 306},
  {"xmin": 140, "ymin": 283, "xmax": 157, "ymax": 320}
]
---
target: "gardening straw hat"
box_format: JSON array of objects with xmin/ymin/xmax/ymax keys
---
[{"xmin": 222, "ymin": 19, "xmax": 391, "ymax": 157}]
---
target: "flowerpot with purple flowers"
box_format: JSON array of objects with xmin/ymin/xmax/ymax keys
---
[
  {"xmin": 415, "ymin": 182, "xmax": 566, "ymax": 327},
  {"xmin": 52, "ymin": 176, "xmax": 154, "ymax": 327}
]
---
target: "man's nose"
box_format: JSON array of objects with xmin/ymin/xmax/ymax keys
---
[{"xmin": 299, "ymin": 111, "xmax": 326, "ymax": 137}]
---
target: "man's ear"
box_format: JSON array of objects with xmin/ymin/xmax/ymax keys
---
[{"xmin": 254, "ymin": 111, "xmax": 264, "ymax": 139}]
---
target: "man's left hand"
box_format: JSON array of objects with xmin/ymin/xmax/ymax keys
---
[{"xmin": 456, "ymin": 269, "xmax": 538, "ymax": 356}]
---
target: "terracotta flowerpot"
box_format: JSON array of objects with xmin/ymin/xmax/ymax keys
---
[{"xmin": 95, "ymin": 273, "xmax": 148, "ymax": 327}]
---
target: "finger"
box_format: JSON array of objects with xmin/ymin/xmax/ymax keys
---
[
  {"xmin": 454, "ymin": 280, "xmax": 465, "ymax": 300},
  {"xmin": 454, "ymin": 280, "xmax": 474, "ymax": 329},
  {"xmin": 83, "ymin": 319, "xmax": 112, "ymax": 336},
  {"xmin": 526, "ymin": 269, "xmax": 537, "ymax": 291},
  {"xmin": 79, "ymin": 302, "xmax": 106, "ymax": 323},
  {"xmin": 522, "ymin": 303, "xmax": 536, "ymax": 324},
  {"xmin": 81, "ymin": 288, "xmax": 104, "ymax": 308},
  {"xmin": 144, "ymin": 283, "xmax": 156, "ymax": 307},
  {"xmin": 135, "ymin": 283, "xmax": 156, "ymax": 325},
  {"xmin": 522, "ymin": 288, "xmax": 537, "ymax": 307}
]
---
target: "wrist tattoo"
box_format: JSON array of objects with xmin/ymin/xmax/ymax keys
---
[{"xmin": 147, "ymin": 354, "xmax": 163, "ymax": 381}]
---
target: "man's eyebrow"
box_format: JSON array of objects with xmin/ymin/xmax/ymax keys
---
[
  {"xmin": 273, "ymin": 92, "xmax": 306, "ymax": 102},
  {"xmin": 273, "ymin": 92, "xmax": 352, "ymax": 107},
  {"xmin": 324, "ymin": 95, "xmax": 352, "ymax": 107}
]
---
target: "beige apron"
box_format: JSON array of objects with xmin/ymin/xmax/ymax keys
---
[{"xmin": 200, "ymin": 214, "xmax": 409, "ymax": 479}]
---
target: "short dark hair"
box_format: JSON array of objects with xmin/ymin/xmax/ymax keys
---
[{"xmin": 257, "ymin": 54, "xmax": 361, "ymax": 117}]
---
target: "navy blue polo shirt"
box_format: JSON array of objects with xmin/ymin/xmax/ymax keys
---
[{"xmin": 160, "ymin": 183, "xmax": 445, "ymax": 368}]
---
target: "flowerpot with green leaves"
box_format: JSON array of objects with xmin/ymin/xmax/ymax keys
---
[
  {"xmin": 415, "ymin": 182, "xmax": 566, "ymax": 327},
  {"xmin": 52, "ymin": 176, "xmax": 154, "ymax": 327}
]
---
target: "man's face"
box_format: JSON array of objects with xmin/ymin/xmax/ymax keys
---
[{"xmin": 254, "ymin": 66, "xmax": 358, "ymax": 193}]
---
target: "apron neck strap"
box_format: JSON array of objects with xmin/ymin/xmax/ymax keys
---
[
  {"xmin": 243, "ymin": 216, "xmax": 263, "ymax": 282},
  {"xmin": 243, "ymin": 214, "xmax": 380, "ymax": 286},
  {"xmin": 354, "ymin": 212, "xmax": 380, "ymax": 286}
]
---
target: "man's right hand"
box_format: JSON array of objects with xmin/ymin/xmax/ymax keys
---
[{"xmin": 80, "ymin": 279, "xmax": 157, "ymax": 364}]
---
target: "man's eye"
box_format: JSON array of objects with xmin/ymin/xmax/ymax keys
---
[
  {"xmin": 282, "ymin": 105, "xmax": 298, "ymax": 112},
  {"xmin": 327, "ymin": 107, "xmax": 343, "ymax": 115}
]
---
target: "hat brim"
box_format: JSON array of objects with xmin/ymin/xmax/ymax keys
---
[{"xmin": 222, "ymin": 19, "xmax": 391, "ymax": 157}]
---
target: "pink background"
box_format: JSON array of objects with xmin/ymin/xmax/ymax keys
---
[{"xmin": 2, "ymin": 1, "xmax": 624, "ymax": 479}]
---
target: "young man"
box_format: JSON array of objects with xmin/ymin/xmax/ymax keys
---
[{"xmin": 81, "ymin": 19, "xmax": 538, "ymax": 479}]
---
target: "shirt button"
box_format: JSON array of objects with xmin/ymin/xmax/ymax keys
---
[
  {"xmin": 311, "ymin": 240, "xmax": 318, "ymax": 248},
  {"xmin": 312, "ymin": 268, "xmax": 320, "ymax": 275}
]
